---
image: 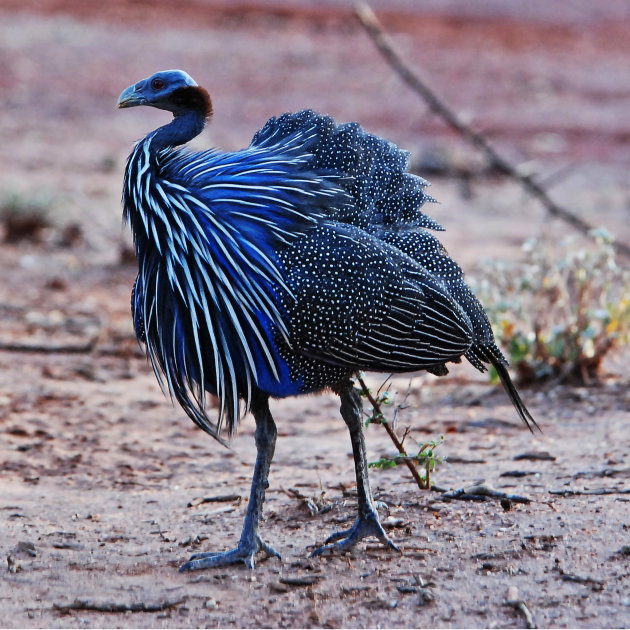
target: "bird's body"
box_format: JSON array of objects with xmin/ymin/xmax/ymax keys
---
[{"xmin": 119, "ymin": 70, "xmax": 536, "ymax": 570}]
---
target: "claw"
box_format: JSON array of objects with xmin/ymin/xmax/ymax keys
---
[
  {"xmin": 310, "ymin": 509, "xmax": 400, "ymax": 557},
  {"xmin": 179, "ymin": 535, "xmax": 281, "ymax": 572}
]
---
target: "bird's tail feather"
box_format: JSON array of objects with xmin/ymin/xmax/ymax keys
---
[{"xmin": 491, "ymin": 358, "xmax": 540, "ymax": 433}]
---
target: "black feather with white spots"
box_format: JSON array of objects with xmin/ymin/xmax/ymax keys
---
[
  {"xmin": 254, "ymin": 112, "xmax": 502, "ymax": 372},
  {"xmin": 253, "ymin": 110, "xmax": 536, "ymax": 430}
]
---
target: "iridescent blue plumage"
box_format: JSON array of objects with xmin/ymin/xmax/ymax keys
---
[
  {"xmin": 124, "ymin": 119, "xmax": 356, "ymax": 438},
  {"xmin": 119, "ymin": 70, "xmax": 536, "ymax": 571}
]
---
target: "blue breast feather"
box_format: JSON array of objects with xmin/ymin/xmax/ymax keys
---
[{"xmin": 126, "ymin": 121, "xmax": 356, "ymax": 436}]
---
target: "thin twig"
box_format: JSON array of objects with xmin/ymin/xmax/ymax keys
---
[
  {"xmin": 437, "ymin": 482, "xmax": 531, "ymax": 503},
  {"xmin": 399, "ymin": 425, "xmax": 411, "ymax": 450},
  {"xmin": 187, "ymin": 494, "xmax": 242, "ymax": 507},
  {"xmin": 357, "ymin": 375, "xmax": 427, "ymax": 490},
  {"xmin": 391, "ymin": 378, "xmax": 412, "ymax": 429},
  {"xmin": 354, "ymin": 2, "xmax": 630, "ymax": 260},
  {"xmin": 550, "ymin": 487, "xmax": 630, "ymax": 497},
  {"xmin": 506, "ymin": 587, "xmax": 536, "ymax": 629},
  {"xmin": 0, "ymin": 338, "xmax": 98, "ymax": 354},
  {"xmin": 554, "ymin": 563, "xmax": 605, "ymax": 591},
  {"xmin": 279, "ymin": 574, "xmax": 324, "ymax": 586},
  {"xmin": 54, "ymin": 597, "xmax": 186, "ymax": 614}
]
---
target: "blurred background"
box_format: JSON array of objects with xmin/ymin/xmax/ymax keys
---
[
  {"xmin": 2, "ymin": 0, "xmax": 629, "ymax": 255},
  {"xmin": 1, "ymin": 2, "xmax": 629, "ymax": 627},
  {"xmin": 1, "ymin": 0, "xmax": 629, "ymax": 380}
]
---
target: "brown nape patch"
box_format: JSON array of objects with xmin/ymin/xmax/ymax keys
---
[{"xmin": 170, "ymin": 86, "xmax": 213, "ymax": 120}]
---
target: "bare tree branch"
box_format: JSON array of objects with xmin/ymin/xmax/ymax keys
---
[{"xmin": 354, "ymin": 2, "xmax": 630, "ymax": 259}]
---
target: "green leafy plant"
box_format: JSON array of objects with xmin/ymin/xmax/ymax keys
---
[
  {"xmin": 474, "ymin": 229, "xmax": 630, "ymax": 384},
  {"xmin": 357, "ymin": 375, "xmax": 445, "ymax": 490},
  {"xmin": 369, "ymin": 435, "xmax": 445, "ymax": 489}
]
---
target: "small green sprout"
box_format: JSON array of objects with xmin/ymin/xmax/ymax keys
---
[
  {"xmin": 369, "ymin": 435, "xmax": 445, "ymax": 489},
  {"xmin": 356, "ymin": 374, "xmax": 444, "ymax": 490}
]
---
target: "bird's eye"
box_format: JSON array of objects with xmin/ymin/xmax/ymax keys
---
[{"xmin": 151, "ymin": 78, "xmax": 165, "ymax": 90}]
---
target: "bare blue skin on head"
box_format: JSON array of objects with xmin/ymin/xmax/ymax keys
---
[
  {"xmin": 118, "ymin": 69, "xmax": 537, "ymax": 571},
  {"xmin": 118, "ymin": 69, "xmax": 199, "ymax": 111}
]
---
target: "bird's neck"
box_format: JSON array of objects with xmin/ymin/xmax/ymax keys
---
[
  {"xmin": 149, "ymin": 85, "xmax": 213, "ymax": 151},
  {"xmin": 150, "ymin": 110, "xmax": 207, "ymax": 151}
]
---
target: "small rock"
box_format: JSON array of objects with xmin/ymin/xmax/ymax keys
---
[
  {"xmin": 383, "ymin": 516, "xmax": 406, "ymax": 528},
  {"xmin": 418, "ymin": 588, "xmax": 435, "ymax": 606},
  {"xmin": 506, "ymin": 585, "xmax": 519, "ymax": 601},
  {"xmin": 7, "ymin": 555, "xmax": 22, "ymax": 573},
  {"xmin": 269, "ymin": 582, "xmax": 289, "ymax": 594},
  {"xmin": 15, "ymin": 541, "xmax": 36, "ymax": 557}
]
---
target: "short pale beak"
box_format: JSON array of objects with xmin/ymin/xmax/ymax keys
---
[{"xmin": 117, "ymin": 85, "xmax": 147, "ymax": 109}]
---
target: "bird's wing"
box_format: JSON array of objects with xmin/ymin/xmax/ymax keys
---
[{"xmin": 281, "ymin": 223, "xmax": 474, "ymax": 373}]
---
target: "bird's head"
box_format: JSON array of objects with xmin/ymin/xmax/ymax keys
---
[{"xmin": 117, "ymin": 69, "xmax": 212, "ymax": 120}]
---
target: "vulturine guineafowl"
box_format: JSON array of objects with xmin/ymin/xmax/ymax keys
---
[{"xmin": 118, "ymin": 69, "xmax": 537, "ymax": 571}]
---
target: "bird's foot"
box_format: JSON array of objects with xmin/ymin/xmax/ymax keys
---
[
  {"xmin": 309, "ymin": 507, "xmax": 400, "ymax": 557},
  {"xmin": 179, "ymin": 535, "xmax": 281, "ymax": 572}
]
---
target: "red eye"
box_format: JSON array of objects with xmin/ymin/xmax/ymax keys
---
[{"xmin": 151, "ymin": 78, "xmax": 165, "ymax": 90}]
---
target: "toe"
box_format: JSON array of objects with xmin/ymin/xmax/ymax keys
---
[
  {"xmin": 258, "ymin": 538, "xmax": 282, "ymax": 559},
  {"xmin": 310, "ymin": 511, "xmax": 399, "ymax": 557},
  {"xmin": 179, "ymin": 535, "xmax": 280, "ymax": 572}
]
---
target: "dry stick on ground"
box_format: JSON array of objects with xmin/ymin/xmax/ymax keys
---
[
  {"xmin": 437, "ymin": 482, "xmax": 531, "ymax": 504},
  {"xmin": 356, "ymin": 375, "xmax": 428, "ymax": 490},
  {"xmin": 0, "ymin": 339, "xmax": 98, "ymax": 353},
  {"xmin": 354, "ymin": 3, "xmax": 630, "ymax": 260},
  {"xmin": 550, "ymin": 487, "xmax": 630, "ymax": 496},
  {"xmin": 506, "ymin": 586, "xmax": 537, "ymax": 629},
  {"xmin": 53, "ymin": 597, "xmax": 186, "ymax": 614}
]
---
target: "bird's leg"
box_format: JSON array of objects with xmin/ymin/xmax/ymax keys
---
[
  {"xmin": 180, "ymin": 392, "xmax": 281, "ymax": 571},
  {"xmin": 310, "ymin": 381, "xmax": 400, "ymax": 557}
]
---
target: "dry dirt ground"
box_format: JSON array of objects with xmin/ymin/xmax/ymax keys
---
[{"xmin": 1, "ymin": 2, "xmax": 629, "ymax": 628}]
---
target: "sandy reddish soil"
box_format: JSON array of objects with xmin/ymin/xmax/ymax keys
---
[{"xmin": 1, "ymin": 2, "xmax": 629, "ymax": 628}]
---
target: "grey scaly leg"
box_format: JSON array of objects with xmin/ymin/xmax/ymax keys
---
[
  {"xmin": 180, "ymin": 392, "xmax": 281, "ymax": 571},
  {"xmin": 310, "ymin": 381, "xmax": 400, "ymax": 556}
]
